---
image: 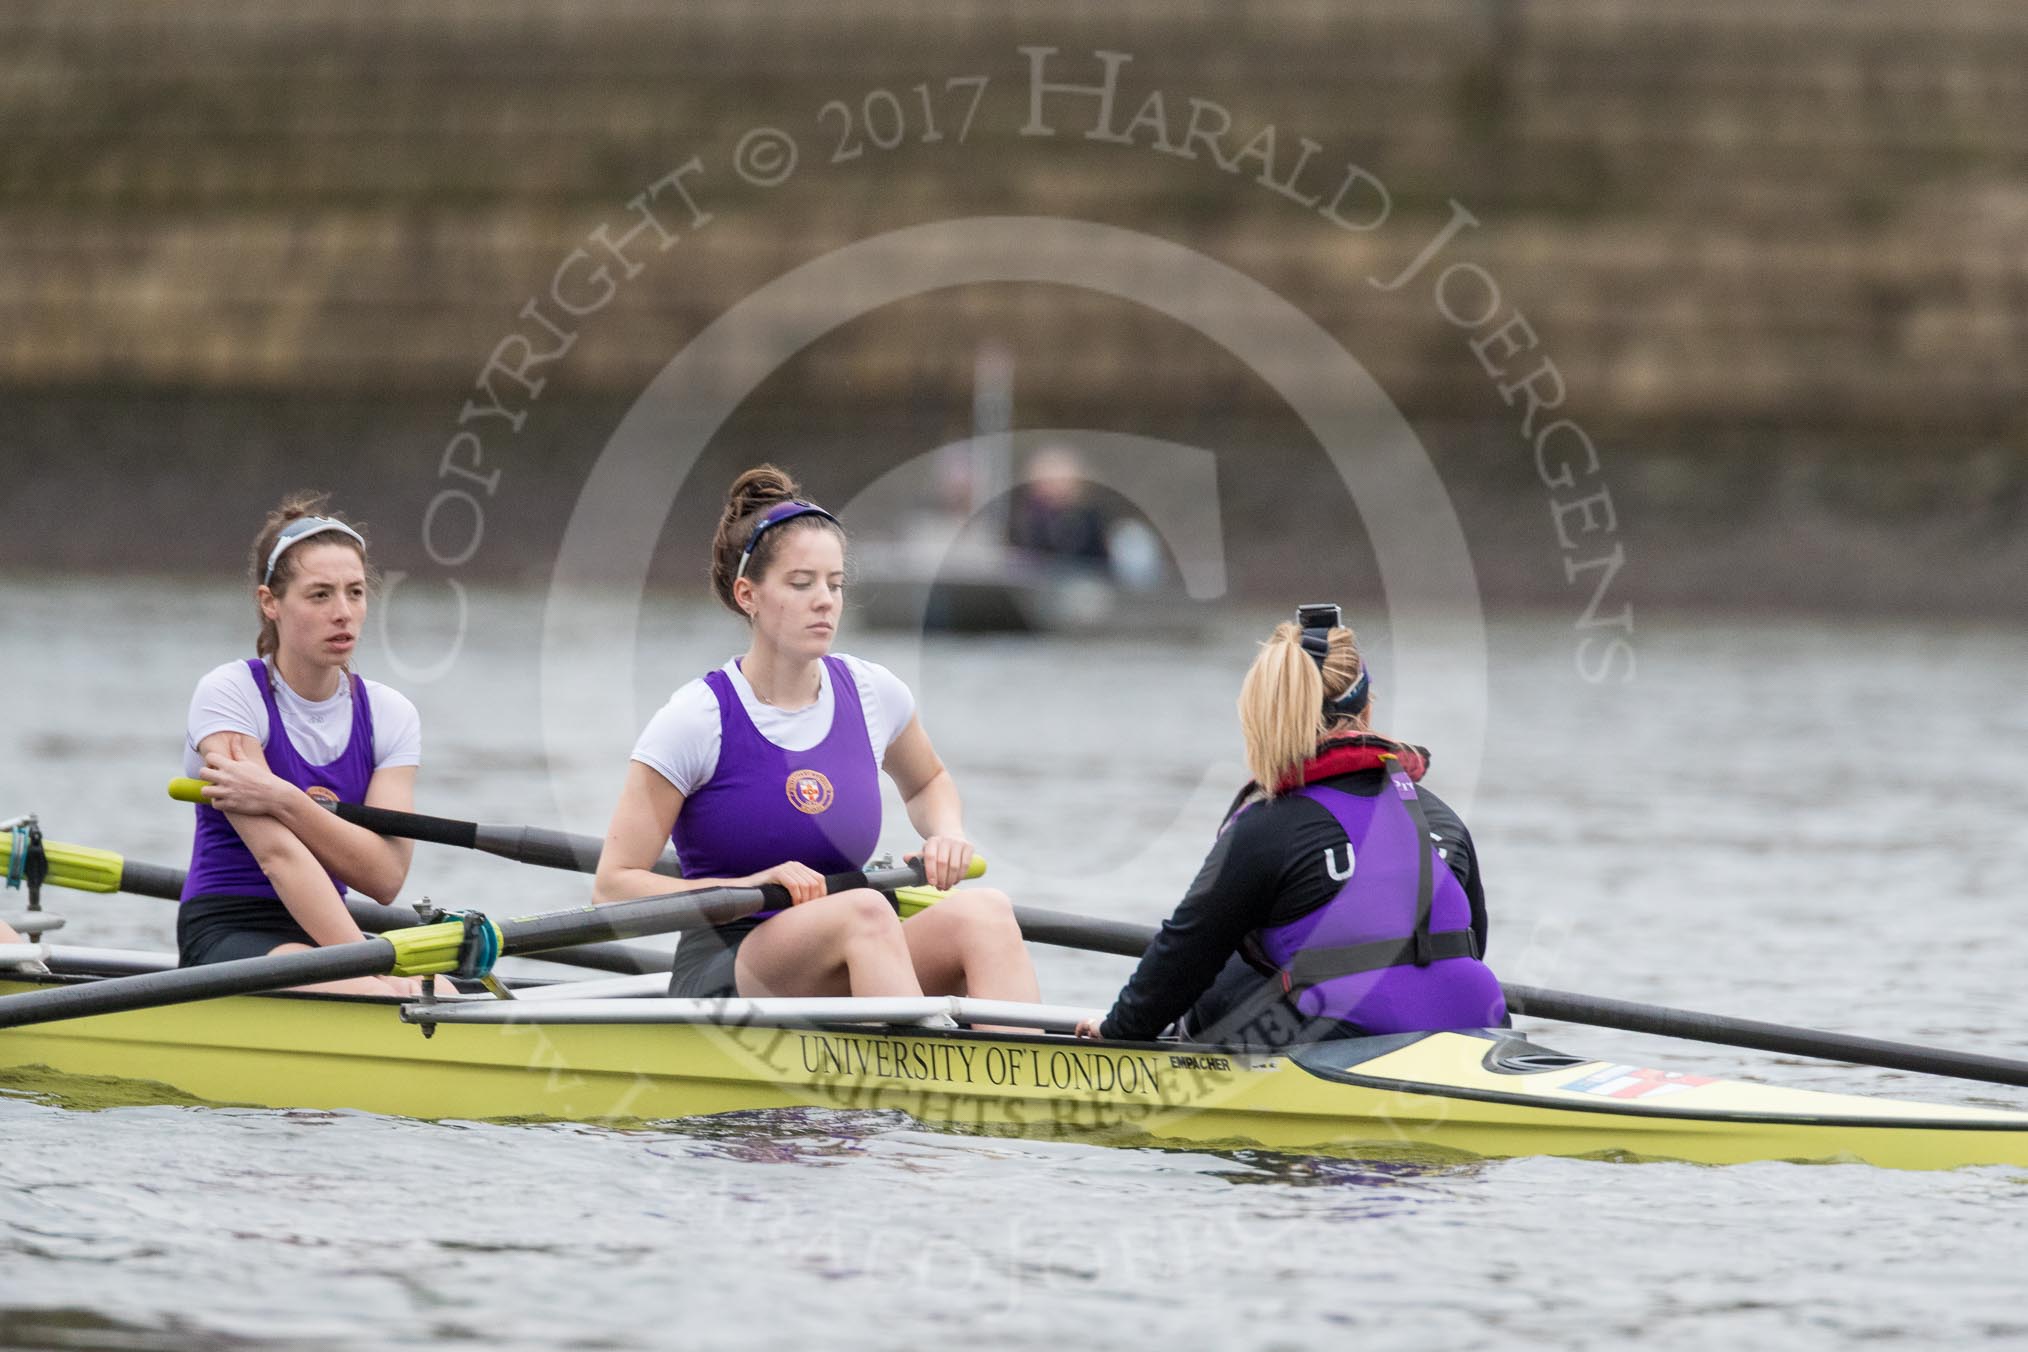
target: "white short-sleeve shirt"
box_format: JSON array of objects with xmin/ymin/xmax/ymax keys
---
[
  {"xmin": 182, "ymin": 659, "xmax": 422, "ymax": 776},
  {"xmin": 631, "ymin": 654, "xmax": 915, "ymax": 797}
]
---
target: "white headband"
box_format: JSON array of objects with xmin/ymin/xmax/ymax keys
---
[{"xmin": 263, "ymin": 516, "xmax": 366, "ymax": 584}]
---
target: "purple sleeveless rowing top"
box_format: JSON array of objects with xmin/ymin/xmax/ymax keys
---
[
  {"xmin": 1252, "ymin": 774, "xmax": 1507, "ymax": 1034},
  {"xmin": 180, "ymin": 659, "xmax": 377, "ymax": 903},
  {"xmin": 670, "ymin": 656, "xmax": 882, "ymax": 909}
]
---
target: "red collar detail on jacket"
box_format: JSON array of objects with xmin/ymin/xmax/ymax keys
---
[{"xmin": 1273, "ymin": 736, "xmax": 1429, "ymax": 795}]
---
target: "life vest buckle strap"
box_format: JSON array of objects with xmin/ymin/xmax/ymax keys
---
[{"xmin": 1281, "ymin": 929, "xmax": 1479, "ymax": 989}]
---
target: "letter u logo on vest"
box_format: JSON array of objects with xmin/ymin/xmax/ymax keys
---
[
  {"xmin": 785, "ymin": 769, "xmax": 835, "ymax": 815},
  {"xmin": 1323, "ymin": 844, "xmax": 1355, "ymax": 882}
]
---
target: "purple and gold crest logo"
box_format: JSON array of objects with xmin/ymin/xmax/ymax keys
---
[{"xmin": 784, "ymin": 768, "xmax": 834, "ymax": 815}]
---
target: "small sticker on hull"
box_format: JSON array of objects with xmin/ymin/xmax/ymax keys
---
[{"xmin": 1559, "ymin": 1064, "xmax": 1715, "ymax": 1101}]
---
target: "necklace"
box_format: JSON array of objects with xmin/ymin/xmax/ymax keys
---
[{"xmin": 751, "ymin": 667, "xmax": 819, "ymax": 708}]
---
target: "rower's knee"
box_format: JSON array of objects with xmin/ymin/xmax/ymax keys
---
[
  {"xmin": 950, "ymin": 889, "xmax": 1021, "ymax": 941},
  {"xmin": 836, "ymin": 889, "xmax": 905, "ymax": 940}
]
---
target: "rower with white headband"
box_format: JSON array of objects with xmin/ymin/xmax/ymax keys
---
[
  {"xmin": 175, "ymin": 493, "xmax": 426, "ymax": 994},
  {"xmin": 594, "ymin": 464, "xmax": 1039, "ymax": 1020}
]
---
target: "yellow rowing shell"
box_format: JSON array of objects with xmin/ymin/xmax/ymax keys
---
[{"xmin": 3, "ymin": 976, "xmax": 2025, "ymax": 1171}]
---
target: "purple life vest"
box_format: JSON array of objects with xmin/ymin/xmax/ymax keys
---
[
  {"xmin": 1251, "ymin": 761, "xmax": 1507, "ymax": 1034},
  {"xmin": 181, "ymin": 659, "xmax": 377, "ymax": 903},
  {"xmin": 670, "ymin": 656, "xmax": 882, "ymax": 915}
]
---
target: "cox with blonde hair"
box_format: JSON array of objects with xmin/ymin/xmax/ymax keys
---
[{"xmin": 1079, "ymin": 603, "xmax": 1507, "ymax": 1046}]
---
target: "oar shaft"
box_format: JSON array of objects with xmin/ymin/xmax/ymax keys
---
[
  {"xmin": 1010, "ymin": 905, "xmax": 1154, "ymax": 958},
  {"xmin": 326, "ymin": 801, "xmax": 683, "ymax": 879},
  {"xmin": 1503, "ymin": 985, "xmax": 2028, "ymax": 1090},
  {"xmin": 471, "ymin": 825, "xmax": 604, "ymax": 874},
  {"xmin": 34, "ymin": 830, "xmax": 919, "ymax": 978},
  {"xmin": 119, "ymin": 859, "xmax": 186, "ymax": 903},
  {"xmin": 0, "ymin": 940, "xmax": 398, "ymax": 1028},
  {"xmin": 978, "ymin": 910, "xmax": 2028, "ymax": 1092},
  {"xmin": 498, "ymin": 863, "xmax": 931, "ymax": 954},
  {"xmin": 166, "ymin": 780, "xmax": 684, "ymax": 878},
  {"xmin": 27, "ymin": 832, "xmax": 664, "ymax": 975},
  {"xmin": 0, "ymin": 864, "xmax": 929, "ymax": 1030}
]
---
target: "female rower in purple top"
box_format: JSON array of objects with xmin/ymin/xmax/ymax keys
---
[
  {"xmin": 595, "ymin": 466, "xmax": 1039, "ymax": 1008},
  {"xmin": 1075, "ymin": 606, "xmax": 1505, "ymax": 1046},
  {"xmin": 178, "ymin": 493, "xmax": 426, "ymax": 996}
]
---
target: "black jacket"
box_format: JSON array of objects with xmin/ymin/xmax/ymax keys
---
[{"xmin": 1099, "ymin": 767, "xmax": 1486, "ymax": 1041}]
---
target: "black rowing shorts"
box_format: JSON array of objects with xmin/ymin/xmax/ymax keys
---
[{"xmin": 177, "ymin": 894, "xmax": 318, "ymax": 967}]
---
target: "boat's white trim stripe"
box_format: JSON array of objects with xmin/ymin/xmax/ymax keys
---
[
  {"xmin": 404, "ymin": 995, "xmax": 1098, "ymax": 1032},
  {"xmin": 509, "ymin": 973, "xmax": 670, "ymax": 1002},
  {"xmin": 0, "ymin": 942, "xmax": 49, "ymax": 971}
]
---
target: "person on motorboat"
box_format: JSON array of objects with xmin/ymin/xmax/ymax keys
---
[
  {"xmin": 177, "ymin": 494, "xmax": 427, "ymax": 995},
  {"xmin": 1076, "ymin": 604, "xmax": 1506, "ymax": 1046},
  {"xmin": 1007, "ymin": 445, "xmax": 1113, "ymax": 568},
  {"xmin": 594, "ymin": 465, "xmax": 1039, "ymax": 1010}
]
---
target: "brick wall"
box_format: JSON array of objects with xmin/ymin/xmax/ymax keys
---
[{"xmin": 2, "ymin": 0, "xmax": 2022, "ymax": 437}]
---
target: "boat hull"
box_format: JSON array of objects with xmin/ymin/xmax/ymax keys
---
[{"xmin": 4, "ymin": 977, "xmax": 2026, "ymax": 1171}]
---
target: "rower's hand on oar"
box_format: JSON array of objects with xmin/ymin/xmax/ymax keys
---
[
  {"xmin": 909, "ymin": 836, "xmax": 976, "ymax": 891},
  {"xmin": 743, "ymin": 861, "xmax": 826, "ymax": 905},
  {"xmin": 197, "ymin": 746, "xmax": 296, "ymax": 818},
  {"xmin": 1074, "ymin": 1016, "xmax": 1104, "ymax": 1040}
]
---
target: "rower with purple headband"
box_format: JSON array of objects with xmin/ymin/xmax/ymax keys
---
[
  {"xmin": 593, "ymin": 464, "xmax": 1039, "ymax": 1015},
  {"xmin": 175, "ymin": 494, "xmax": 429, "ymax": 997}
]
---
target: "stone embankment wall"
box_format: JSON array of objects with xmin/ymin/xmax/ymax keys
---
[{"xmin": 1, "ymin": 1, "xmax": 2023, "ymax": 607}]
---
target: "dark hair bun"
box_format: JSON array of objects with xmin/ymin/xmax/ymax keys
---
[
  {"xmin": 722, "ymin": 465, "xmax": 800, "ymax": 523},
  {"xmin": 708, "ymin": 464, "xmax": 843, "ymax": 615}
]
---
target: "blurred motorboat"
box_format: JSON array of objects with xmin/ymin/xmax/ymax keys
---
[
  {"xmin": 846, "ymin": 345, "xmax": 1221, "ymax": 635},
  {"xmin": 850, "ymin": 533, "xmax": 1202, "ymax": 635}
]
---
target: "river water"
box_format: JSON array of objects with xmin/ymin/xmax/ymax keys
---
[{"xmin": 2, "ymin": 577, "xmax": 2026, "ymax": 1350}]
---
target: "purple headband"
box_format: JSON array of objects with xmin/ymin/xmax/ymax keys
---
[{"xmin": 734, "ymin": 501, "xmax": 839, "ymax": 582}]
